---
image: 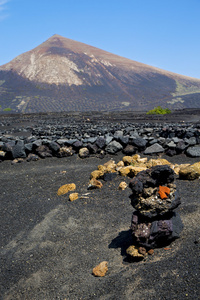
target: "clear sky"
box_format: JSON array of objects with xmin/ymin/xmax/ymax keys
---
[{"xmin": 0, "ymin": 0, "xmax": 200, "ymax": 79}]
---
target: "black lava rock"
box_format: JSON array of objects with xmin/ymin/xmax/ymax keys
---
[
  {"xmin": 123, "ymin": 144, "xmax": 136, "ymax": 155},
  {"xmin": 87, "ymin": 143, "xmax": 99, "ymax": 154},
  {"xmin": 130, "ymin": 138, "xmax": 147, "ymax": 150},
  {"xmin": 11, "ymin": 140, "xmax": 26, "ymax": 159},
  {"xmin": 130, "ymin": 211, "xmax": 183, "ymax": 248},
  {"xmin": 103, "ymin": 172, "xmax": 117, "ymax": 181}
]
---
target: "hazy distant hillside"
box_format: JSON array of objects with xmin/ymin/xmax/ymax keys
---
[{"xmin": 0, "ymin": 34, "xmax": 200, "ymax": 113}]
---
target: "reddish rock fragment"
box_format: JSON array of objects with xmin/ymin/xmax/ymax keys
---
[
  {"xmin": 158, "ymin": 186, "xmax": 170, "ymax": 199},
  {"xmin": 148, "ymin": 249, "xmax": 154, "ymax": 255}
]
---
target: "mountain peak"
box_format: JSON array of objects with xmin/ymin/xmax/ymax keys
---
[
  {"xmin": 51, "ymin": 34, "xmax": 64, "ymax": 38},
  {"xmin": 46, "ymin": 34, "xmax": 66, "ymax": 43},
  {"xmin": 0, "ymin": 35, "xmax": 200, "ymax": 113}
]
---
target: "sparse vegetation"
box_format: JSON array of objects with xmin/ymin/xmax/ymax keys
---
[
  {"xmin": 3, "ymin": 107, "xmax": 12, "ymax": 111},
  {"xmin": 146, "ymin": 106, "xmax": 171, "ymax": 115}
]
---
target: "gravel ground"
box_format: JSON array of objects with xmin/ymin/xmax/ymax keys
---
[{"xmin": 0, "ymin": 152, "xmax": 199, "ymax": 300}]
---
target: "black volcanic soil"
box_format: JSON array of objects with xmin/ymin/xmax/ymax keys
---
[
  {"xmin": 1, "ymin": 108, "xmax": 200, "ymax": 125},
  {"xmin": 0, "ymin": 111, "xmax": 200, "ymax": 300}
]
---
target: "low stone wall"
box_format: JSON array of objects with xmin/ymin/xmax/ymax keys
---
[{"xmin": 0, "ymin": 119, "xmax": 200, "ymax": 163}]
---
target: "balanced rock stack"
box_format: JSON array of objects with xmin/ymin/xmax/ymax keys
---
[{"xmin": 127, "ymin": 165, "xmax": 184, "ymax": 258}]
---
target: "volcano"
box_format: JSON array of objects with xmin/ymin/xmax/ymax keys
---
[{"xmin": 0, "ymin": 34, "xmax": 200, "ymax": 113}]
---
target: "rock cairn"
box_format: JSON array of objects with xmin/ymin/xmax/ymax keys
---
[{"xmin": 127, "ymin": 165, "xmax": 184, "ymax": 258}]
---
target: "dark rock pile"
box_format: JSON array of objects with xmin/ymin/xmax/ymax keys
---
[
  {"xmin": 128, "ymin": 165, "xmax": 184, "ymax": 250},
  {"xmin": 0, "ymin": 118, "xmax": 200, "ymax": 163}
]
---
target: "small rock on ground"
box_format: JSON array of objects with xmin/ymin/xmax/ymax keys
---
[{"xmin": 92, "ymin": 261, "xmax": 108, "ymax": 277}]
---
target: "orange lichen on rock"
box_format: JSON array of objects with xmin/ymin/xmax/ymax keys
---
[{"xmin": 158, "ymin": 186, "xmax": 170, "ymax": 199}]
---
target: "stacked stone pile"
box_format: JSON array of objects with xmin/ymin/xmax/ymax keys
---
[
  {"xmin": 0, "ymin": 120, "xmax": 200, "ymax": 162},
  {"xmin": 126, "ymin": 165, "xmax": 184, "ymax": 259}
]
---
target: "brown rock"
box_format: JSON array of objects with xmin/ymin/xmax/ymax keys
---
[
  {"xmin": 97, "ymin": 161, "xmax": 117, "ymax": 174},
  {"xmin": 11, "ymin": 158, "xmax": 24, "ymax": 164},
  {"xmin": 179, "ymin": 162, "xmax": 200, "ymax": 180},
  {"xmin": 119, "ymin": 165, "xmax": 146, "ymax": 177},
  {"xmin": 122, "ymin": 154, "xmax": 142, "ymax": 166},
  {"xmin": 132, "ymin": 154, "xmax": 141, "ymax": 161},
  {"xmin": 171, "ymin": 164, "xmax": 180, "ymax": 175},
  {"xmin": 138, "ymin": 247, "xmax": 147, "ymax": 256},
  {"xmin": 58, "ymin": 146, "xmax": 74, "ymax": 157},
  {"xmin": 131, "ymin": 166, "xmax": 147, "ymax": 176},
  {"xmin": 92, "ymin": 261, "xmax": 108, "ymax": 277},
  {"xmin": 172, "ymin": 163, "xmax": 190, "ymax": 175},
  {"xmin": 69, "ymin": 193, "xmax": 79, "ymax": 201},
  {"xmin": 122, "ymin": 156, "xmax": 135, "ymax": 165},
  {"xmin": 146, "ymin": 158, "xmax": 171, "ymax": 168},
  {"xmin": 126, "ymin": 245, "xmax": 144, "ymax": 258},
  {"xmin": 79, "ymin": 147, "xmax": 89, "ymax": 158},
  {"xmin": 116, "ymin": 160, "xmax": 124, "ymax": 168},
  {"xmin": 179, "ymin": 163, "xmax": 191, "ymax": 169},
  {"xmin": 116, "ymin": 160, "xmax": 124, "ymax": 171},
  {"xmin": 104, "ymin": 159, "xmax": 115, "ymax": 167},
  {"xmin": 0, "ymin": 150, "xmax": 6, "ymax": 158},
  {"xmin": 118, "ymin": 182, "xmax": 128, "ymax": 190},
  {"xmin": 105, "ymin": 164, "xmax": 117, "ymax": 173},
  {"xmin": 88, "ymin": 178, "xmax": 103, "ymax": 189},
  {"xmin": 90, "ymin": 170, "xmax": 104, "ymax": 179},
  {"xmin": 119, "ymin": 166, "xmax": 134, "ymax": 177},
  {"xmin": 98, "ymin": 165, "xmax": 107, "ymax": 173},
  {"xmin": 57, "ymin": 183, "xmax": 76, "ymax": 196},
  {"xmin": 137, "ymin": 157, "xmax": 148, "ymax": 164}
]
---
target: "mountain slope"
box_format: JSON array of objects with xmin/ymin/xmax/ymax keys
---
[{"xmin": 0, "ymin": 34, "xmax": 200, "ymax": 113}]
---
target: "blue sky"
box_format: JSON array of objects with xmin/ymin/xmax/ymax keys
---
[{"xmin": 0, "ymin": 0, "xmax": 200, "ymax": 79}]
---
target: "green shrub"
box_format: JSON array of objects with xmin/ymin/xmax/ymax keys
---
[
  {"xmin": 146, "ymin": 106, "xmax": 171, "ymax": 115},
  {"xmin": 3, "ymin": 107, "xmax": 12, "ymax": 112}
]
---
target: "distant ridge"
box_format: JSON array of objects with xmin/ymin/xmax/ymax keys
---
[{"xmin": 0, "ymin": 34, "xmax": 200, "ymax": 113}]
